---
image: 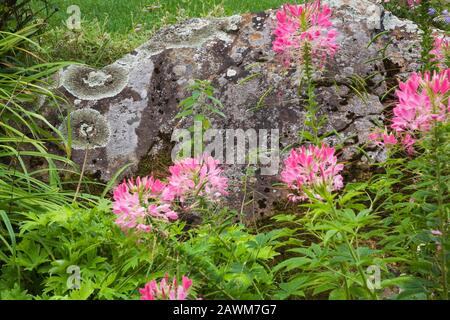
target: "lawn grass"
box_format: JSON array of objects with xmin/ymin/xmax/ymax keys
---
[
  {"xmin": 31, "ymin": 0, "xmax": 303, "ymax": 66},
  {"xmin": 37, "ymin": 0, "xmax": 301, "ymax": 34}
]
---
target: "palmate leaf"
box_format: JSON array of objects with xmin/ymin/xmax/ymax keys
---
[
  {"xmin": 274, "ymin": 276, "xmax": 309, "ymax": 299},
  {"xmin": 381, "ymin": 276, "xmax": 430, "ymax": 300},
  {"xmin": 68, "ymin": 280, "xmax": 96, "ymax": 300},
  {"xmin": 16, "ymin": 239, "xmax": 49, "ymax": 271},
  {"xmin": 0, "ymin": 283, "xmax": 32, "ymax": 300},
  {"xmin": 273, "ymin": 257, "xmax": 311, "ymax": 273}
]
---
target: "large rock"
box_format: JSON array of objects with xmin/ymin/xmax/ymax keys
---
[{"xmin": 51, "ymin": 0, "xmax": 425, "ymax": 220}]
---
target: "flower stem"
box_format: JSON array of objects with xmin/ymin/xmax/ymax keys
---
[
  {"xmin": 301, "ymin": 42, "xmax": 322, "ymax": 144},
  {"xmin": 326, "ymin": 195, "xmax": 378, "ymax": 299},
  {"xmin": 432, "ymin": 122, "xmax": 448, "ymax": 300}
]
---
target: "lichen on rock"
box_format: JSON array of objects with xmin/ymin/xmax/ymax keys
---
[
  {"xmin": 59, "ymin": 108, "xmax": 111, "ymax": 150},
  {"xmin": 61, "ymin": 64, "xmax": 129, "ymax": 100},
  {"xmin": 138, "ymin": 16, "xmax": 241, "ymax": 55}
]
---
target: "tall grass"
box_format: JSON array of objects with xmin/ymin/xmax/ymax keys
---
[{"xmin": 0, "ymin": 24, "xmax": 98, "ymax": 265}]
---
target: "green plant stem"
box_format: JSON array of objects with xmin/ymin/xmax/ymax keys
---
[
  {"xmin": 418, "ymin": 1, "xmax": 435, "ymax": 72},
  {"xmin": 73, "ymin": 148, "xmax": 88, "ymax": 203},
  {"xmin": 301, "ymin": 43, "xmax": 321, "ymax": 144},
  {"xmin": 419, "ymin": 0, "xmax": 448, "ymax": 298},
  {"xmin": 340, "ymin": 262, "xmax": 351, "ymax": 299},
  {"xmin": 432, "ymin": 123, "xmax": 448, "ymax": 300},
  {"xmin": 326, "ymin": 195, "xmax": 378, "ymax": 299}
]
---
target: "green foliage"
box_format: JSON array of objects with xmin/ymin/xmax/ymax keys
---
[
  {"xmin": 0, "ymin": 0, "xmax": 55, "ymax": 32},
  {"xmin": 0, "ymin": 24, "xmax": 113, "ymax": 294},
  {"xmin": 176, "ymin": 80, "xmax": 226, "ymax": 121},
  {"xmin": 174, "ymin": 79, "xmax": 225, "ymax": 158},
  {"xmin": 1, "ymin": 201, "xmax": 149, "ymax": 299},
  {"xmin": 272, "ymin": 180, "xmax": 386, "ymax": 299},
  {"xmin": 383, "ymin": 122, "xmax": 450, "ymax": 299},
  {"xmin": 0, "ymin": 25, "xmax": 76, "ymax": 230},
  {"xmin": 271, "ymin": 141, "xmax": 448, "ymax": 300},
  {"xmin": 298, "ymin": 42, "xmax": 327, "ymax": 145},
  {"xmin": 38, "ymin": 18, "xmax": 151, "ymax": 67},
  {"xmin": 1, "ymin": 203, "xmax": 289, "ymax": 300},
  {"xmin": 175, "ymin": 216, "xmax": 291, "ymax": 299}
]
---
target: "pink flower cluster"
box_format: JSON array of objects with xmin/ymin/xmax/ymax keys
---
[
  {"xmin": 281, "ymin": 144, "xmax": 344, "ymax": 202},
  {"xmin": 430, "ymin": 36, "xmax": 449, "ymax": 70},
  {"xmin": 390, "ymin": 68, "xmax": 450, "ymax": 153},
  {"xmin": 140, "ymin": 274, "xmax": 193, "ymax": 300},
  {"xmin": 368, "ymin": 129, "xmax": 398, "ymax": 147},
  {"xmin": 113, "ymin": 155, "xmax": 228, "ymax": 233},
  {"xmin": 370, "ymin": 68, "xmax": 450, "ymax": 154},
  {"xmin": 272, "ymin": 0, "xmax": 338, "ymax": 67},
  {"xmin": 113, "ymin": 177, "xmax": 178, "ymax": 233},
  {"xmin": 163, "ymin": 156, "xmax": 229, "ymax": 204}
]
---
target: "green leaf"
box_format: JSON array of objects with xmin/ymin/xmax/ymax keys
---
[
  {"xmin": 273, "ymin": 257, "xmax": 310, "ymax": 273},
  {"xmin": 329, "ymin": 288, "xmax": 347, "ymax": 300},
  {"xmin": 175, "ymin": 109, "xmax": 194, "ymax": 119},
  {"xmin": 0, "ymin": 210, "xmax": 16, "ymax": 254}
]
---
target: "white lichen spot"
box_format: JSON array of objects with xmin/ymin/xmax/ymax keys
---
[
  {"xmin": 226, "ymin": 68, "xmax": 237, "ymax": 77},
  {"xmin": 83, "ymin": 70, "xmax": 112, "ymax": 88},
  {"xmin": 59, "ymin": 108, "xmax": 110, "ymax": 150}
]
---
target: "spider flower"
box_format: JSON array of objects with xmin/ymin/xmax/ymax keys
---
[
  {"xmin": 272, "ymin": 0, "xmax": 338, "ymax": 67},
  {"xmin": 281, "ymin": 144, "xmax": 344, "ymax": 202},
  {"xmin": 430, "ymin": 36, "xmax": 449, "ymax": 69},
  {"xmin": 369, "ymin": 128, "xmax": 398, "ymax": 147},
  {"xmin": 392, "ymin": 69, "xmax": 449, "ymax": 133},
  {"xmin": 140, "ymin": 274, "xmax": 193, "ymax": 300},
  {"xmin": 407, "ymin": 0, "xmax": 421, "ymax": 7},
  {"xmin": 391, "ymin": 69, "xmax": 449, "ymax": 153},
  {"xmin": 113, "ymin": 176, "xmax": 178, "ymax": 232},
  {"xmin": 163, "ymin": 155, "xmax": 228, "ymax": 204}
]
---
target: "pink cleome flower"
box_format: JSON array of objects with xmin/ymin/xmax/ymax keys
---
[
  {"xmin": 272, "ymin": 0, "xmax": 338, "ymax": 68},
  {"xmin": 113, "ymin": 176, "xmax": 178, "ymax": 232},
  {"xmin": 431, "ymin": 230, "xmax": 443, "ymax": 236},
  {"xmin": 112, "ymin": 155, "xmax": 229, "ymax": 233},
  {"xmin": 430, "ymin": 36, "xmax": 449, "ymax": 70},
  {"xmin": 391, "ymin": 69, "xmax": 450, "ymax": 153},
  {"xmin": 140, "ymin": 274, "xmax": 193, "ymax": 300},
  {"xmin": 163, "ymin": 155, "xmax": 229, "ymax": 204},
  {"xmin": 407, "ymin": 0, "xmax": 421, "ymax": 7},
  {"xmin": 401, "ymin": 133, "xmax": 416, "ymax": 155},
  {"xmin": 369, "ymin": 128, "xmax": 398, "ymax": 147},
  {"xmin": 281, "ymin": 144, "xmax": 344, "ymax": 202}
]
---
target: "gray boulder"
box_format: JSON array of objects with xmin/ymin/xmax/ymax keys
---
[{"xmin": 51, "ymin": 0, "xmax": 425, "ymax": 220}]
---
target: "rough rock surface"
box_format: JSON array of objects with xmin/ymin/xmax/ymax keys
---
[{"xmin": 51, "ymin": 0, "xmax": 426, "ymax": 220}]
